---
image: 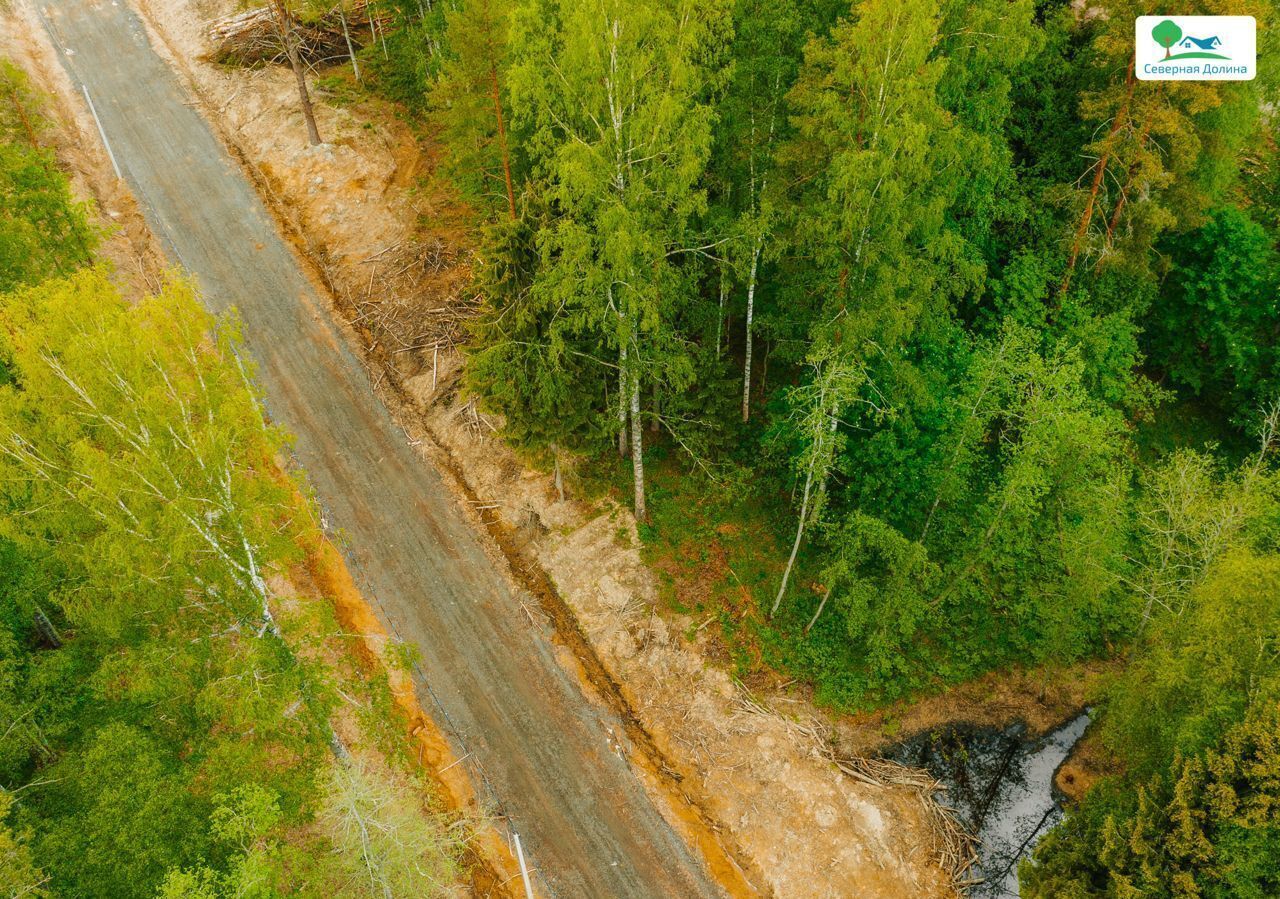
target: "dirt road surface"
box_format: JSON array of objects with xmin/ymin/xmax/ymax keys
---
[{"xmin": 32, "ymin": 2, "xmax": 725, "ymax": 896}]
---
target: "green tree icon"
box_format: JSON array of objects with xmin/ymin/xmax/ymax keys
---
[{"xmin": 1152, "ymin": 19, "xmax": 1183, "ymax": 58}]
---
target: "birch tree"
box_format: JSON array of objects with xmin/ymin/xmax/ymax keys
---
[
  {"xmin": 507, "ymin": 0, "xmax": 730, "ymax": 520},
  {"xmin": 770, "ymin": 0, "xmax": 967, "ymax": 612},
  {"xmin": 1127, "ymin": 401, "xmax": 1280, "ymax": 626},
  {"xmin": 321, "ymin": 759, "xmax": 462, "ymax": 898},
  {"xmin": 779, "ymin": 0, "xmax": 968, "ymax": 364},
  {"xmin": 715, "ymin": 0, "xmax": 804, "ymax": 421},
  {"xmin": 0, "ymin": 270, "xmax": 303, "ymax": 638},
  {"xmin": 925, "ymin": 331, "xmax": 1133, "ymax": 660},
  {"xmin": 772, "ymin": 345, "xmax": 865, "ymax": 616}
]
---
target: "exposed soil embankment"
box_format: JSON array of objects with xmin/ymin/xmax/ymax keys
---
[{"xmin": 120, "ymin": 1, "xmax": 972, "ymax": 894}]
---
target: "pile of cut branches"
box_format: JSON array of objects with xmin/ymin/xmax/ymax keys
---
[{"xmin": 207, "ymin": 2, "xmax": 376, "ymax": 67}]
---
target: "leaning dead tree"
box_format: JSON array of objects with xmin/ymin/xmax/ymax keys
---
[{"xmin": 269, "ymin": 0, "xmax": 322, "ymax": 145}]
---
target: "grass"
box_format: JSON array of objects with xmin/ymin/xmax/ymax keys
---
[
  {"xmin": 576, "ymin": 431, "xmax": 1143, "ymax": 713},
  {"xmin": 578, "ymin": 441, "xmax": 847, "ymax": 696}
]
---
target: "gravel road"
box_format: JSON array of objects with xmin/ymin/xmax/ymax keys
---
[{"xmin": 33, "ymin": 2, "xmax": 724, "ymax": 896}]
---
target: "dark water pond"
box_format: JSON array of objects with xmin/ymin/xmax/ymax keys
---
[{"xmin": 883, "ymin": 712, "xmax": 1091, "ymax": 897}]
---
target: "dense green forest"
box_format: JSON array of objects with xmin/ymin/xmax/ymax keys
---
[
  {"xmin": 0, "ymin": 61, "xmax": 462, "ymax": 897},
  {"xmin": 350, "ymin": 0, "xmax": 1280, "ymax": 893}
]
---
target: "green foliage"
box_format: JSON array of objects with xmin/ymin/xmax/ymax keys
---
[
  {"xmin": 319, "ymin": 760, "xmax": 463, "ymax": 897},
  {"xmin": 0, "ymin": 140, "xmax": 95, "ymax": 293},
  {"xmin": 783, "ymin": 324, "xmax": 1135, "ymax": 705},
  {"xmin": 359, "ymin": 1, "xmax": 447, "ymax": 111},
  {"xmin": 778, "ymin": 0, "xmax": 975, "ymax": 350},
  {"xmin": 1146, "ymin": 207, "xmax": 1280, "ymax": 416},
  {"xmin": 0, "ymin": 61, "xmax": 96, "ymax": 294},
  {"xmin": 1109, "ymin": 550, "xmax": 1280, "ymax": 775},
  {"xmin": 430, "ymin": 0, "xmax": 518, "ymax": 217},
  {"xmin": 0, "ymin": 270, "xmax": 463, "ymax": 897},
  {"xmin": 0, "ymin": 272, "xmax": 313, "ymax": 897},
  {"xmin": 0, "ymin": 789, "xmax": 47, "ymax": 899},
  {"xmin": 1025, "ymin": 427, "xmax": 1280, "ymax": 896},
  {"xmin": 818, "ymin": 512, "xmax": 937, "ymax": 691},
  {"xmin": 0, "ymin": 270, "xmax": 303, "ymax": 637},
  {"xmin": 424, "ymin": 0, "xmax": 1280, "ymax": 706},
  {"xmin": 464, "ymin": 0, "xmax": 734, "ymax": 521},
  {"xmin": 1025, "ymin": 688, "xmax": 1280, "ymax": 899},
  {"xmin": 35, "ymin": 723, "xmax": 209, "ymax": 897},
  {"xmin": 157, "ymin": 786, "xmax": 284, "ymax": 899},
  {"xmin": 0, "ymin": 60, "xmax": 46, "ymax": 146},
  {"xmin": 465, "ymin": 217, "xmax": 604, "ymax": 451}
]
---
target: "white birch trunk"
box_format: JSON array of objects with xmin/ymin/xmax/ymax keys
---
[
  {"xmin": 741, "ymin": 237, "xmax": 761, "ymax": 422},
  {"xmin": 773, "ymin": 390, "xmax": 837, "ymax": 618},
  {"xmin": 339, "ymin": 5, "xmax": 360, "ymax": 82},
  {"xmin": 805, "ymin": 583, "xmax": 833, "ymax": 634},
  {"xmin": 773, "ymin": 461, "xmax": 813, "ymax": 618},
  {"xmin": 617, "ymin": 342, "xmax": 629, "ymax": 458},
  {"xmin": 629, "ymin": 360, "xmax": 646, "ymax": 522}
]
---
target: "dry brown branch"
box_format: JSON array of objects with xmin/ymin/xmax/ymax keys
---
[{"xmin": 341, "ymin": 241, "xmax": 476, "ymax": 379}]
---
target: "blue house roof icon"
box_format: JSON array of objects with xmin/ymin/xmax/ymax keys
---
[{"xmin": 1179, "ymin": 35, "xmax": 1222, "ymax": 50}]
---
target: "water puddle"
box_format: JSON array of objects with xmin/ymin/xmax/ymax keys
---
[{"xmin": 884, "ymin": 712, "xmax": 1091, "ymax": 897}]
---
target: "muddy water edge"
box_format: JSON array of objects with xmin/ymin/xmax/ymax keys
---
[{"xmin": 884, "ymin": 712, "xmax": 1093, "ymax": 898}]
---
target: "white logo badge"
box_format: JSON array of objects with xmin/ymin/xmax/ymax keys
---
[{"xmin": 1136, "ymin": 16, "xmax": 1256, "ymax": 81}]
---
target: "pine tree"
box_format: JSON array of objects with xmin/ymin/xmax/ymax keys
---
[
  {"xmin": 1057, "ymin": 0, "xmax": 1267, "ymax": 296},
  {"xmin": 432, "ymin": 0, "xmax": 519, "ymax": 218}
]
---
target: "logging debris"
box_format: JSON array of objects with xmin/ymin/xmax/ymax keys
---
[
  {"xmin": 731, "ymin": 681, "xmax": 980, "ymax": 892},
  {"xmin": 206, "ymin": 2, "xmax": 382, "ymax": 67}
]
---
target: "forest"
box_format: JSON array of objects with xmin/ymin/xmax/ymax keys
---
[
  {"xmin": 352, "ymin": 0, "xmax": 1280, "ymax": 893},
  {"xmin": 0, "ymin": 61, "xmax": 465, "ymax": 897},
  {"xmin": 1, "ymin": 0, "xmax": 1277, "ymax": 893}
]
